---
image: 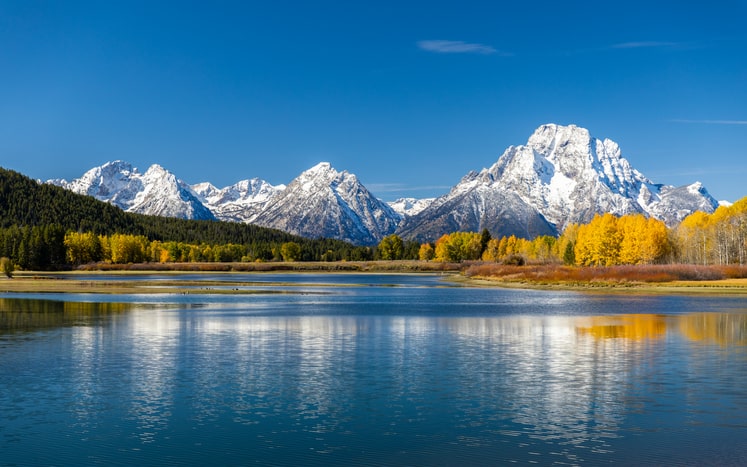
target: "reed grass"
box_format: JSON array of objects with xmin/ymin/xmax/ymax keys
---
[{"xmin": 464, "ymin": 264, "xmax": 747, "ymax": 284}]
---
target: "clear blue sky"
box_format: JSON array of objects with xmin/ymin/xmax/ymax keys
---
[{"xmin": 2, "ymin": 1, "xmax": 746, "ymax": 202}]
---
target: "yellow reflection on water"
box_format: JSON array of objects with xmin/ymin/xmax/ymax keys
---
[
  {"xmin": 678, "ymin": 312, "xmax": 747, "ymax": 346},
  {"xmin": 577, "ymin": 314, "xmax": 667, "ymax": 340},
  {"xmin": 0, "ymin": 298, "xmax": 130, "ymax": 330},
  {"xmin": 574, "ymin": 312, "xmax": 747, "ymax": 346}
]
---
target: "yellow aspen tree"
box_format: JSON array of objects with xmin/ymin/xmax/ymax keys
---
[
  {"xmin": 460, "ymin": 232, "xmax": 483, "ymax": 260},
  {"xmin": 575, "ymin": 213, "xmax": 622, "ymax": 266},
  {"xmin": 481, "ymin": 238, "xmax": 501, "ymax": 262},
  {"xmin": 497, "ymin": 237, "xmax": 509, "ymax": 259},
  {"xmin": 677, "ymin": 211, "xmax": 712, "ymax": 265},
  {"xmin": 434, "ymin": 234, "xmax": 452, "ymax": 262},
  {"xmin": 619, "ymin": 214, "xmax": 647, "ymax": 264},
  {"xmin": 505, "ymin": 235, "xmax": 518, "ymax": 256},
  {"xmin": 418, "ymin": 243, "xmax": 435, "ymax": 261},
  {"xmin": 639, "ymin": 217, "xmax": 670, "ymax": 264},
  {"xmin": 574, "ymin": 222, "xmax": 594, "ymax": 266},
  {"xmin": 159, "ymin": 248, "xmax": 171, "ymax": 263},
  {"xmin": 593, "ymin": 213, "xmax": 622, "ymax": 266}
]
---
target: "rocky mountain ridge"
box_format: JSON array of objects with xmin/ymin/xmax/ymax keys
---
[
  {"xmin": 49, "ymin": 124, "xmax": 720, "ymax": 244},
  {"xmin": 48, "ymin": 161, "xmax": 216, "ymax": 221},
  {"xmin": 396, "ymin": 124, "xmax": 719, "ymax": 241}
]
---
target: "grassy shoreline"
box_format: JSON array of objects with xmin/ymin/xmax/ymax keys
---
[
  {"xmin": 457, "ymin": 275, "xmax": 747, "ymax": 295},
  {"xmin": 461, "ymin": 263, "xmax": 747, "ymax": 295},
  {"xmin": 0, "ymin": 262, "xmax": 461, "ymax": 295},
  {"xmin": 2, "ymin": 262, "xmax": 747, "ymax": 295}
]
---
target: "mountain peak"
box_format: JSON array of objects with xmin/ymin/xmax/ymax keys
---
[
  {"xmin": 527, "ymin": 124, "xmax": 590, "ymax": 156},
  {"xmin": 399, "ymin": 124, "xmax": 718, "ymax": 241},
  {"xmin": 310, "ymin": 161, "xmax": 332, "ymax": 171},
  {"xmin": 302, "ymin": 161, "xmax": 351, "ymax": 180},
  {"xmin": 48, "ymin": 125, "xmax": 718, "ymax": 245},
  {"xmin": 52, "ymin": 160, "xmax": 215, "ymax": 221},
  {"xmin": 102, "ymin": 159, "xmax": 135, "ymax": 169},
  {"xmin": 252, "ymin": 163, "xmax": 398, "ymax": 245}
]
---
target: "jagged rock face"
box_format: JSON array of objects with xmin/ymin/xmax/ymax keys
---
[
  {"xmin": 490, "ymin": 124, "xmax": 718, "ymax": 229},
  {"xmin": 47, "ymin": 124, "xmax": 719, "ymax": 245},
  {"xmin": 48, "ymin": 160, "xmax": 402, "ymax": 245},
  {"xmin": 398, "ymin": 124, "xmax": 719, "ymax": 241},
  {"xmin": 50, "ymin": 161, "xmax": 215, "ymax": 220},
  {"xmin": 648, "ymin": 182, "xmax": 720, "ymax": 226},
  {"xmin": 192, "ymin": 178, "xmax": 285, "ymax": 223},
  {"xmin": 396, "ymin": 171, "xmax": 557, "ymax": 242},
  {"xmin": 251, "ymin": 162, "xmax": 401, "ymax": 245}
]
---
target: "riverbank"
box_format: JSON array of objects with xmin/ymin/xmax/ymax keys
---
[
  {"xmin": 0, "ymin": 263, "xmax": 461, "ymax": 295},
  {"xmin": 461, "ymin": 263, "xmax": 747, "ymax": 294},
  {"xmin": 2, "ymin": 262, "xmax": 747, "ymax": 295}
]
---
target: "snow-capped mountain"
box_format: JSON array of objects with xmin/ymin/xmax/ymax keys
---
[
  {"xmin": 49, "ymin": 161, "xmax": 215, "ymax": 220},
  {"xmin": 48, "ymin": 124, "xmax": 719, "ymax": 246},
  {"xmin": 192, "ymin": 178, "xmax": 285, "ymax": 223},
  {"xmin": 397, "ymin": 124, "xmax": 718, "ymax": 241},
  {"xmin": 396, "ymin": 170, "xmax": 558, "ymax": 241},
  {"xmin": 250, "ymin": 162, "xmax": 401, "ymax": 245},
  {"xmin": 387, "ymin": 197, "xmax": 435, "ymax": 217}
]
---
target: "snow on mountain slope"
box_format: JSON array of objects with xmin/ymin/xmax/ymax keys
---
[
  {"xmin": 192, "ymin": 178, "xmax": 285, "ymax": 223},
  {"xmin": 250, "ymin": 162, "xmax": 401, "ymax": 245},
  {"xmin": 47, "ymin": 124, "xmax": 719, "ymax": 245},
  {"xmin": 397, "ymin": 124, "xmax": 718, "ymax": 241},
  {"xmin": 49, "ymin": 161, "xmax": 215, "ymax": 220},
  {"xmin": 488, "ymin": 124, "xmax": 718, "ymax": 229},
  {"xmin": 387, "ymin": 197, "xmax": 435, "ymax": 217},
  {"xmin": 396, "ymin": 170, "xmax": 557, "ymax": 242}
]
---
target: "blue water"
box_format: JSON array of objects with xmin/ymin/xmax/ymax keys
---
[{"xmin": 1, "ymin": 273, "xmax": 746, "ymax": 465}]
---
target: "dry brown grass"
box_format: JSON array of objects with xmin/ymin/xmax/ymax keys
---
[{"xmin": 464, "ymin": 263, "xmax": 747, "ymax": 285}]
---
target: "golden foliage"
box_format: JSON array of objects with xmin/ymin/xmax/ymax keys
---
[{"xmin": 574, "ymin": 213, "xmax": 670, "ymax": 266}]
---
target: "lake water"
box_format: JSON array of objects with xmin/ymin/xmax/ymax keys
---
[{"xmin": 1, "ymin": 273, "xmax": 746, "ymax": 466}]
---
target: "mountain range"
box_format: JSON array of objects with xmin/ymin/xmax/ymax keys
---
[{"xmin": 48, "ymin": 124, "xmax": 720, "ymax": 245}]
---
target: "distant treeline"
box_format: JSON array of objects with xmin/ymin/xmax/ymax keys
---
[{"xmin": 2, "ymin": 166, "xmax": 746, "ymax": 270}]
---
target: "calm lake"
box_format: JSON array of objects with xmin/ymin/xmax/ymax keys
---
[{"xmin": 1, "ymin": 273, "xmax": 746, "ymax": 466}]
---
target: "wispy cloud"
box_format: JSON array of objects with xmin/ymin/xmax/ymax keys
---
[
  {"xmin": 610, "ymin": 41, "xmax": 679, "ymax": 49},
  {"xmin": 670, "ymin": 119, "xmax": 747, "ymax": 125},
  {"xmin": 417, "ymin": 40, "xmax": 510, "ymax": 56}
]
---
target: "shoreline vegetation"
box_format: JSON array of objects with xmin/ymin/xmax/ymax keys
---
[{"xmin": 1, "ymin": 262, "xmax": 747, "ymax": 295}]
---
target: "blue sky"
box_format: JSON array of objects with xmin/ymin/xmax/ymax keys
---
[{"xmin": 1, "ymin": 1, "xmax": 746, "ymax": 202}]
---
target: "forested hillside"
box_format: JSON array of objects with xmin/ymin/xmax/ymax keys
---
[
  {"xmin": 0, "ymin": 168, "xmax": 137, "ymax": 233},
  {"xmin": 0, "ymin": 167, "xmax": 367, "ymax": 269}
]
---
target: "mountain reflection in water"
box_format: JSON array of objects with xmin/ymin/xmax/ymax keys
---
[{"xmin": 2, "ymin": 291, "xmax": 747, "ymax": 465}]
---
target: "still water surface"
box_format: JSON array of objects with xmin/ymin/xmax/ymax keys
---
[{"xmin": 1, "ymin": 273, "xmax": 747, "ymax": 465}]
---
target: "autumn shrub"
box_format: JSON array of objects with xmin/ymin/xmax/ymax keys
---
[
  {"xmin": 464, "ymin": 263, "xmax": 738, "ymax": 283},
  {"xmin": 503, "ymin": 255, "xmax": 526, "ymax": 266},
  {"xmin": 721, "ymin": 265, "xmax": 747, "ymax": 279}
]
